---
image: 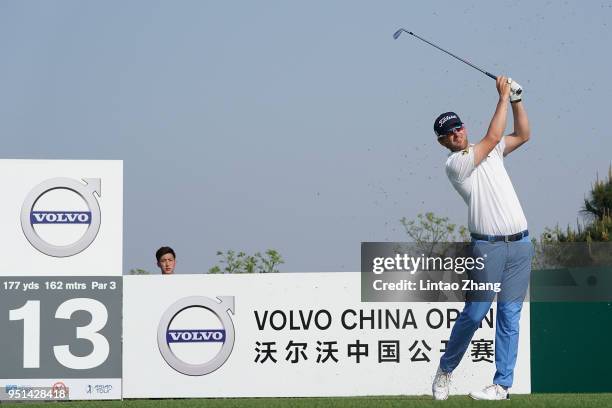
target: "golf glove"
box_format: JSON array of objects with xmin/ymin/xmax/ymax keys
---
[{"xmin": 508, "ymin": 78, "xmax": 523, "ymax": 103}]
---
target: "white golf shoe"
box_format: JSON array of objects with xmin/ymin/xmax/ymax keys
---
[
  {"xmin": 432, "ymin": 367, "xmax": 452, "ymax": 400},
  {"xmin": 469, "ymin": 384, "xmax": 509, "ymax": 400}
]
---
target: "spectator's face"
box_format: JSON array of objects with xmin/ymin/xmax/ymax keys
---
[{"xmin": 158, "ymin": 253, "xmax": 176, "ymax": 274}]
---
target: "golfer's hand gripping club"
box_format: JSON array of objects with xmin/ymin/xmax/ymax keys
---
[
  {"xmin": 508, "ymin": 78, "xmax": 523, "ymax": 103},
  {"xmin": 497, "ymin": 76, "xmax": 512, "ymax": 100}
]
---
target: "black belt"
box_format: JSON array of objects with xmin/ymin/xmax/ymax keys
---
[{"xmin": 470, "ymin": 230, "xmax": 529, "ymax": 242}]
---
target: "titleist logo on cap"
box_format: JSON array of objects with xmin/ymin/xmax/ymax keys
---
[{"xmin": 438, "ymin": 115, "xmax": 458, "ymax": 126}]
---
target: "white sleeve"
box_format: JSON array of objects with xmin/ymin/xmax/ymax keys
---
[
  {"xmin": 494, "ymin": 136, "xmax": 507, "ymax": 158},
  {"xmin": 445, "ymin": 147, "xmax": 475, "ymax": 183}
]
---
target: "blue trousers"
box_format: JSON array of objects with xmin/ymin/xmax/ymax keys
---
[{"xmin": 439, "ymin": 237, "xmax": 532, "ymax": 387}]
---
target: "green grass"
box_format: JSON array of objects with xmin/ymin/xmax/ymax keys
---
[{"xmin": 2, "ymin": 395, "xmax": 612, "ymax": 408}]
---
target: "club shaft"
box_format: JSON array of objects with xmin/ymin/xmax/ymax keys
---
[{"xmin": 402, "ymin": 30, "xmax": 497, "ymax": 80}]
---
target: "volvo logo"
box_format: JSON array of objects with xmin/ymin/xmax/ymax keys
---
[
  {"xmin": 157, "ymin": 296, "xmax": 235, "ymax": 376},
  {"xmin": 20, "ymin": 178, "xmax": 101, "ymax": 257}
]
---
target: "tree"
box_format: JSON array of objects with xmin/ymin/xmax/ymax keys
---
[
  {"xmin": 543, "ymin": 166, "xmax": 611, "ymax": 243},
  {"xmin": 536, "ymin": 166, "xmax": 612, "ymax": 269},
  {"xmin": 399, "ymin": 212, "xmax": 469, "ymax": 259},
  {"xmin": 208, "ymin": 249, "xmax": 284, "ymax": 274},
  {"xmin": 129, "ymin": 268, "xmax": 150, "ymax": 275},
  {"xmin": 582, "ymin": 165, "xmax": 612, "ymax": 222},
  {"xmin": 400, "ymin": 212, "xmax": 469, "ymax": 244}
]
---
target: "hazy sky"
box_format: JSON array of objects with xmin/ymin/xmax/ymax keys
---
[{"xmin": 2, "ymin": 1, "xmax": 611, "ymax": 273}]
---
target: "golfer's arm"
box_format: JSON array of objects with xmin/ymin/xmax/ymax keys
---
[
  {"xmin": 503, "ymin": 101, "xmax": 530, "ymax": 156},
  {"xmin": 474, "ymin": 97, "xmax": 508, "ymax": 166}
]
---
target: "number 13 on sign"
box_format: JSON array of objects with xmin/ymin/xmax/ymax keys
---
[{"xmin": 10, "ymin": 298, "xmax": 109, "ymax": 370}]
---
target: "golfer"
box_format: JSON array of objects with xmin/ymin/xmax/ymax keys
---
[{"xmin": 432, "ymin": 76, "xmax": 532, "ymax": 400}]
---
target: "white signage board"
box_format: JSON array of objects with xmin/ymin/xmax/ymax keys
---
[
  {"xmin": 0, "ymin": 160, "xmax": 122, "ymax": 276},
  {"xmin": 123, "ymin": 273, "xmax": 530, "ymax": 398}
]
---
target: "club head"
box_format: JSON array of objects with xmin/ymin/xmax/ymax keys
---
[{"xmin": 393, "ymin": 28, "xmax": 410, "ymax": 40}]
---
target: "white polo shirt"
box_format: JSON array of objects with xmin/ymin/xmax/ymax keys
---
[{"xmin": 445, "ymin": 136, "xmax": 528, "ymax": 236}]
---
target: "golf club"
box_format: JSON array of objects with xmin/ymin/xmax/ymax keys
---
[{"xmin": 393, "ymin": 28, "xmax": 501, "ymax": 82}]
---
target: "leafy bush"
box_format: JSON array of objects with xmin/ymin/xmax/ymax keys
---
[{"xmin": 208, "ymin": 249, "xmax": 284, "ymax": 274}]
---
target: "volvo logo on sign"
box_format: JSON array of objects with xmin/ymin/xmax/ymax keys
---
[
  {"xmin": 20, "ymin": 178, "xmax": 102, "ymax": 257},
  {"xmin": 157, "ymin": 296, "xmax": 235, "ymax": 376}
]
